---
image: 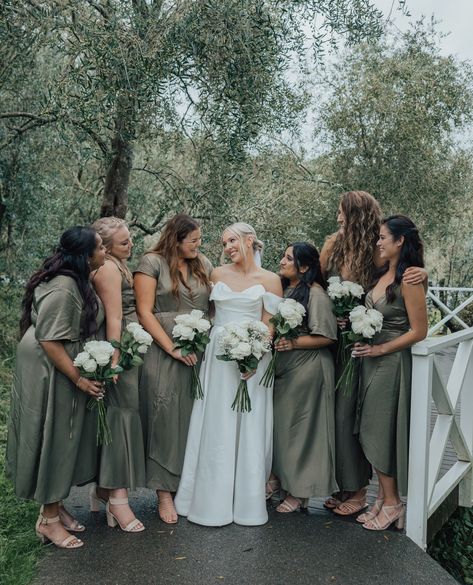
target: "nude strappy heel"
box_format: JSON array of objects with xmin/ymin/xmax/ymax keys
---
[
  {"xmin": 105, "ymin": 497, "xmax": 145, "ymax": 533},
  {"xmin": 36, "ymin": 511, "xmax": 84, "ymax": 549}
]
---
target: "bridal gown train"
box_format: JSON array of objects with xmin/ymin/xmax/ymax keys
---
[{"xmin": 175, "ymin": 281, "xmax": 281, "ymax": 526}]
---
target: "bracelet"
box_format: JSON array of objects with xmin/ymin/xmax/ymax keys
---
[{"xmin": 75, "ymin": 376, "xmax": 84, "ymax": 388}]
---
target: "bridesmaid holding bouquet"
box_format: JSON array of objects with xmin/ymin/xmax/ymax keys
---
[
  {"xmin": 352, "ymin": 215, "xmax": 427, "ymax": 530},
  {"xmin": 6, "ymin": 227, "xmax": 106, "ymax": 549},
  {"xmin": 270, "ymin": 242, "xmax": 338, "ymax": 512},
  {"xmin": 89, "ymin": 217, "xmax": 146, "ymax": 533},
  {"xmin": 134, "ymin": 214, "xmax": 212, "ymax": 524}
]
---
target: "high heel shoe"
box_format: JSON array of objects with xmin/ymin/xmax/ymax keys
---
[
  {"xmin": 362, "ymin": 503, "xmax": 405, "ymax": 531},
  {"xmin": 276, "ymin": 496, "xmax": 309, "ymax": 513},
  {"xmin": 54, "ymin": 502, "xmax": 85, "ymax": 532},
  {"xmin": 356, "ymin": 499, "xmax": 384, "ymax": 524},
  {"xmin": 265, "ymin": 479, "xmax": 280, "ymax": 501},
  {"xmin": 36, "ymin": 511, "xmax": 84, "ymax": 549},
  {"xmin": 89, "ymin": 484, "xmax": 107, "ymax": 512},
  {"xmin": 105, "ymin": 497, "xmax": 145, "ymax": 533}
]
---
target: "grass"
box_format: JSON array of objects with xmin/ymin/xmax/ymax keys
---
[{"xmin": 0, "ymin": 285, "xmax": 43, "ymax": 585}]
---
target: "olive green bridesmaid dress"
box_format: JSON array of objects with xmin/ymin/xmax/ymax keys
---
[
  {"xmin": 96, "ymin": 273, "xmax": 146, "ymax": 489},
  {"xmin": 356, "ymin": 287, "xmax": 412, "ymax": 496},
  {"xmin": 135, "ymin": 253, "xmax": 212, "ymax": 492},
  {"xmin": 6, "ymin": 275, "xmax": 103, "ymax": 504},
  {"xmin": 328, "ymin": 271, "xmax": 372, "ymax": 493},
  {"xmin": 272, "ymin": 285, "xmax": 339, "ymax": 498}
]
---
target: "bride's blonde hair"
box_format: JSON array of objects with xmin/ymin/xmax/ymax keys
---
[
  {"xmin": 92, "ymin": 217, "xmax": 133, "ymax": 285},
  {"xmin": 221, "ymin": 222, "xmax": 264, "ymax": 265}
]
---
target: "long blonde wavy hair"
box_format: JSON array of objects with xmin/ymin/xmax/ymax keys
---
[
  {"xmin": 92, "ymin": 217, "xmax": 134, "ymax": 286},
  {"xmin": 326, "ymin": 191, "xmax": 382, "ymax": 289}
]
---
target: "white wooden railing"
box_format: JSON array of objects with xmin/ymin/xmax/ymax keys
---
[
  {"xmin": 406, "ymin": 328, "xmax": 473, "ymax": 549},
  {"xmin": 428, "ymin": 286, "xmax": 473, "ymax": 335}
]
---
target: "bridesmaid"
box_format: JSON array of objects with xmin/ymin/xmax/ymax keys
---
[
  {"xmin": 6, "ymin": 226, "xmax": 106, "ymax": 549},
  {"xmin": 319, "ymin": 191, "xmax": 425, "ymax": 516},
  {"xmin": 134, "ymin": 214, "xmax": 212, "ymax": 524},
  {"xmin": 352, "ymin": 215, "xmax": 427, "ymax": 530},
  {"xmin": 90, "ymin": 217, "xmax": 145, "ymax": 533},
  {"xmin": 271, "ymin": 243, "xmax": 338, "ymax": 512}
]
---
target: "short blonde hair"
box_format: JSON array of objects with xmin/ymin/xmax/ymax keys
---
[{"xmin": 221, "ymin": 222, "xmax": 264, "ymax": 265}]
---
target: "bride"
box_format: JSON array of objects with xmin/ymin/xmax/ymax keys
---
[{"xmin": 174, "ymin": 222, "xmax": 282, "ymax": 526}]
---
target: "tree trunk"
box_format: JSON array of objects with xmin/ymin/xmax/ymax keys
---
[{"xmin": 100, "ymin": 115, "xmax": 134, "ymax": 218}]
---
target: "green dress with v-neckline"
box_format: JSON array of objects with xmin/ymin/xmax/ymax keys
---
[
  {"xmin": 356, "ymin": 286, "xmax": 412, "ymax": 495},
  {"xmin": 135, "ymin": 253, "xmax": 212, "ymax": 491}
]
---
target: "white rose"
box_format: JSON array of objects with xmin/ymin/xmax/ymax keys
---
[
  {"xmin": 196, "ymin": 319, "xmax": 211, "ymax": 333},
  {"xmin": 327, "ymin": 282, "xmax": 345, "ymax": 299},
  {"xmin": 137, "ymin": 344, "xmax": 148, "ymax": 354},
  {"xmin": 84, "ymin": 340, "xmax": 114, "ymax": 360},
  {"xmin": 230, "ymin": 341, "xmax": 252, "ymax": 360},
  {"xmin": 361, "ymin": 325, "xmax": 376, "ymax": 339},
  {"xmin": 327, "ymin": 276, "xmax": 341, "ymax": 285},
  {"xmin": 82, "ymin": 358, "xmax": 98, "ymax": 373},
  {"xmin": 134, "ymin": 327, "xmax": 153, "ymax": 345},
  {"xmin": 73, "ymin": 351, "xmax": 91, "ymax": 367},
  {"xmin": 346, "ymin": 281, "xmax": 364, "ymax": 298},
  {"xmin": 179, "ymin": 325, "xmax": 195, "ymax": 341},
  {"xmin": 251, "ymin": 339, "xmax": 268, "ymax": 359},
  {"xmin": 94, "ymin": 351, "xmax": 112, "ymax": 366},
  {"xmin": 366, "ymin": 308, "xmax": 383, "ymax": 331},
  {"xmin": 126, "ymin": 322, "xmax": 141, "ymax": 334},
  {"xmin": 189, "ymin": 309, "xmax": 204, "ymax": 321},
  {"xmin": 349, "ymin": 305, "xmax": 367, "ymax": 323}
]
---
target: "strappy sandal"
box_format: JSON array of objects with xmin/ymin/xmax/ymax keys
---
[
  {"xmin": 105, "ymin": 497, "xmax": 145, "ymax": 533},
  {"xmin": 55, "ymin": 503, "xmax": 85, "ymax": 532},
  {"xmin": 356, "ymin": 499, "xmax": 384, "ymax": 524},
  {"xmin": 89, "ymin": 484, "xmax": 108, "ymax": 512},
  {"xmin": 362, "ymin": 503, "xmax": 405, "ymax": 531},
  {"xmin": 36, "ymin": 511, "xmax": 84, "ymax": 549},
  {"xmin": 265, "ymin": 479, "xmax": 281, "ymax": 501},
  {"xmin": 276, "ymin": 496, "xmax": 309, "ymax": 513},
  {"xmin": 158, "ymin": 492, "xmax": 178, "ymax": 524},
  {"xmin": 324, "ymin": 496, "xmax": 343, "ymax": 510},
  {"xmin": 333, "ymin": 496, "xmax": 368, "ymax": 516}
]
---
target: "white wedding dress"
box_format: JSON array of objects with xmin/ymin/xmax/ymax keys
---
[{"xmin": 175, "ymin": 281, "xmax": 281, "ymax": 526}]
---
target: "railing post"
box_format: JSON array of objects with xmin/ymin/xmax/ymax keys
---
[
  {"xmin": 459, "ymin": 340, "xmax": 473, "ymax": 507},
  {"xmin": 406, "ymin": 350, "xmax": 433, "ymax": 550}
]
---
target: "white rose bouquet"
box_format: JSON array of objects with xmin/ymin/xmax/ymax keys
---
[
  {"xmin": 336, "ymin": 305, "xmax": 384, "ymax": 394},
  {"xmin": 74, "ymin": 324, "xmax": 153, "ymax": 445},
  {"xmin": 327, "ymin": 276, "xmax": 365, "ymax": 363},
  {"xmin": 260, "ymin": 298, "xmax": 306, "ymax": 387},
  {"xmin": 172, "ymin": 310, "xmax": 211, "ymax": 399},
  {"xmin": 73, "ymin": 340, "xmax": 120, "ymax": 445},
  {"xmin": 217, "ymin": 320, "xmax": 271, "ymax": 412}
]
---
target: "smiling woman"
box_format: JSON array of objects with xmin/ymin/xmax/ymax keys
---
[{"xmin": 133, "ymin": 214, "xmax": 213, "ymax": 525}]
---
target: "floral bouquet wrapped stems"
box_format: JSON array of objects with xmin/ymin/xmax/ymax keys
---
[
  {"xmin": 73, "ymin": 341, "xmax": 122, "ymax": 446},
  {"xmin": 260, "ymin": 298, "xmax": 306, "ymax": 387},
  {"xmin": 172, "ymin": 310, "xmax": 211, "ymax": 399},
  {"xmin": 74, "ymin": 324, "xmax": 153, "ymax": 445},
  {"xmin": 336, "ymin": 305, "xmax": 383, "ymax": 395},
  {"xmin": 327, "ymin": 276, "xmax": 364, "ymax": 362},
  {"xmin": 217, "ymin": 320, "xmax": 271, "ymax": 412}
]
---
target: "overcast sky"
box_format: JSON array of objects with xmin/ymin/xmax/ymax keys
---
[{"xmin": 373, "ymin": 0, "xmax": 473, "ymax": 62}]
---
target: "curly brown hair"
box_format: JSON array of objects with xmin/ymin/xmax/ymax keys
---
[
  {"xmin": 150, "ymin": 214, "xmax": 211, "ymax": 301},
  {"xmin": 326, "ymin": 191, "xmax": 382, "ymax": 289}
]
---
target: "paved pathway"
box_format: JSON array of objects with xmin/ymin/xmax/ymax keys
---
[{"xmin": 33, "ymin": 486, "xmax": 457, "ymax": 585}]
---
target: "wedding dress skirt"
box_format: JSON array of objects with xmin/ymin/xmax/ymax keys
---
[{"xmin": 175, "ymin": 282, "xmax": 281, "ymax": 526}]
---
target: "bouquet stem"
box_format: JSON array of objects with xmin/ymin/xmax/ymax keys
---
[
  {"xmin": 335, "ymin": 353, "xmax": 357, "ymax": 396},
  {"xmin": 190, "ymin": 365, "xmax": 204, "ymax": 400},
  {"xmin": 87, "ymin": 384, "xmax": 112, "ymax": 446},
  {"xmin": 231, "ymin": 378, "xmax": 252, "ymax": 413},
  {"xmin": 260, "ymin": 352, "xmax": 276, "ymax": 387}
]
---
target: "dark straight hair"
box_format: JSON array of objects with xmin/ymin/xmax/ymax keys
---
[
  {"xmin": 376, "ymin": 215, "xmax": 424, "ymax": 303},
  {"xmin": 281, "ymin": 242, "xmax": 327, "ymax": 313},
  {"xmin": 20, "ymin": 226, "xmax": 99, "ymax": 338}
]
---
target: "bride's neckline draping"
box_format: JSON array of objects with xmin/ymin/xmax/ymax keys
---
[{"xmin": 212, "ymin": 281, "xmax": 266, "ymax": 294}]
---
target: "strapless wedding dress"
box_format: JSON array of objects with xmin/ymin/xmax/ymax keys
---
[{"xmin": 175, "ymin": 281, "xmax": 281, "ymax": 526}]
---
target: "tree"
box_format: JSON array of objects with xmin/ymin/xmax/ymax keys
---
[
  {"xmin": 0, "ymin": 0, "xmax": 383, "ymax": 219},
  {"xmin": 317, "ymin": 22, "xmax": 473, "ymax": 241}
]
